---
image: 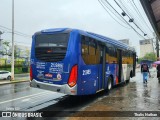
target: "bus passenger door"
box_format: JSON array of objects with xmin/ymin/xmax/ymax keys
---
[
  {"xmin": 117, "ymin": 50, "xmax": 122, "ymax": 83},
  {"xmin": 97, "ymin": 44, "xmax": 106, "ymax": 91},
  {"xmin": 132, "ymin": 53, "xmax": 136, "ymax": 77}
]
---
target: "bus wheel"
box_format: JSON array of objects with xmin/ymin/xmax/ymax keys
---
[{"xmin": 107, "ymin": 77, "xmax": 112, "ymax": 91}]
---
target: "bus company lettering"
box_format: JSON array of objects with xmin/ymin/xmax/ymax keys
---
[
  {"xmin": 51, "ymin": 63, "xmax": 63, "ymax": 68},
  {"xmin": 36, "ymin": 62, "xmax": 45, "ymax": 69},
  {"xmin": 49, "ymin": 63, "xmax": 63, "ymax": 73},
  {"xmin": 83, "ymin": 69, "xmax": 91, "ymax": 75}
]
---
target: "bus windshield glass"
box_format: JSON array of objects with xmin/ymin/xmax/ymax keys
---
[
  {"xmin": 35, "ymin": 33, "xmax": 69, "ymax": 47},
  {"xmin": 35, "ymin": 33, "xmax": 69, "ymax": 62}
]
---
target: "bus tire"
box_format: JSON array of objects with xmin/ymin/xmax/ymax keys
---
[{"xmin": 107, "ymin": 76, "xmax": 112, "ymax": 91}]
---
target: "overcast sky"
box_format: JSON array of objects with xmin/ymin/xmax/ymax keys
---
[{"xmin": 0, "ymin": 0, "xmax": 154, "ymax": 56}]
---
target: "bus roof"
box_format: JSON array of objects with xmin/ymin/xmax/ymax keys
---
[{"xmin": 40, "ymin": 28, "xmax": 135, "ymax": 52}]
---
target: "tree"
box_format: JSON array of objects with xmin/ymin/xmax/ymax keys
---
[
  {"xmin": 138, "ymin": 52, "xmax": 156, "ymax": 63},
  {"xmin": 143, "ymin": 52, "xmax": 156, "ymax": 61},
  {"xmin": 14, "ymin": 45, "xmax": 19, "ymax": 59},
  {"xmin": 0, "ymin": 41, "xmax": 10, "ymax": 56},
  {"xmin": 0, "ymin": 41, "xmax": 19, "ymax": 58}
]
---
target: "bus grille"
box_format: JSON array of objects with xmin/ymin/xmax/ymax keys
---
[{"xmin": 35, "ymin": 48, "xmax": 66, "ymax": 62}]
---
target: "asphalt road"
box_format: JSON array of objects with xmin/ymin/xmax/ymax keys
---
[{"xmin": 0, "ymin": 82, "xmax": 65, "ymax": 114}]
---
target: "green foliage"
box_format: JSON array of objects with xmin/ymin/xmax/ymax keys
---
[
  {"xmin": 0, "ymin": 41, "xmax": 10, "ymax": 55},
  {"xmin": 138, "ymin": 52, "xmax": 156, "ymax": 63},
  {"xmin": 0, "ymin": 58, "xmax": 28, "ymax": 68},
  {"xmin": 143, "ymin": 52, "xmax": 156, "ymax": 61}
]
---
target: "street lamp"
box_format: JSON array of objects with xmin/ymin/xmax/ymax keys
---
[{"xmin": 11, "ymin": 0, "xmax": 15, "ymax": 80}]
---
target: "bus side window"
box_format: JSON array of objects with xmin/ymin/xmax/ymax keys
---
[
  {"xmin": 88, "ymin": 38, "xmax": 97, "ymax": 64},
  {"xmin": 114, "ymin": 48, "xmax": 118, "ymax": 63},
  {"xmin": 81, "ymin": 36, "xmax": 89, "ymax": 64},
  {"xmin": 89, "ymin": 38, "xmax": 96, "ymax": 55},
  {"xmin": 81, "ymin": 36, "xmax": 97, "ymax": 65},
  {"xmin": 122, "ymin": 51, "xmax": 125, "ymax": 64},
  {"xmin": 81, "ymin": 36, "xmax": 89, "ymax": 55},
  {"xmin": 122, "ymin": 51, "xmax": 128, "ymax": 64},
  {"xmin": 116, "ymin": 50, "xmax": 119, "ymax": 64},
  {"xmin": 96, "ymin": 42, "xmax": 103, "ymax": 64},
  {"xmin": 130, "ymin": 52, "xmax": 134, "ymax": 64},
  {"xmin": 105, "ymin": 45, "xmax": 109, "ymax": 63},
  {"xmin": 107, "ymin": 44, "xmax": 117, "ymax": 64}
]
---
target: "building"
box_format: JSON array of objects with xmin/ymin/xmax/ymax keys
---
[
  {"xmin": 119, "ymin": 39, "xmax": 130, "ymax": 45},
  {"xmin": 119, "ymin": 39, "xmax": 136, "ymax": 52},
  {"xmin": 139, "ymin": 39, "xmax": 154, "ymax": 58}
]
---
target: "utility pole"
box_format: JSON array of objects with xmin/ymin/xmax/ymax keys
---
[
  {"xmin": 156, "ymin": 36, "xmax": 159, "ymax": 59},
  {"xmin": 11, "ymin": 0, "xmax": 15, "ymax": 80},
  {"xmin": 0, "ymin": 31, "xmax": 3, "ymax": 48}
]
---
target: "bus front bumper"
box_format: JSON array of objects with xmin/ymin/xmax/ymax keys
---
[{"xmin": 30, "ymin": 79, "xmax": 77, "ymax": 95}]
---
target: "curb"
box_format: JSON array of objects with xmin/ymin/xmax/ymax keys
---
[{"xmin": 0, "ymin": 80, "xmax": 29, "ymax": 85}]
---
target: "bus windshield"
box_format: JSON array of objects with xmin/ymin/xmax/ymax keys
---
[
  {"xmin": 35, "ymin": 33, "xmax": 69, "ymax": 62},
  {"xmin": 35, "ymin": 33, "xmax": 69, "ymax": 47}
]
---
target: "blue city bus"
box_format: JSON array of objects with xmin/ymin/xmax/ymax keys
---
[{"xmin": 30, "ymin": 28, "xmax": 136, "ymax": 95}]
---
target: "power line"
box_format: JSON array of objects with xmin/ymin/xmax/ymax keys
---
[
  {"xmin": 0, "ymin": 25, "xmax": 31, "ymax": 38},
  {"xmin": 119, "ymin": 0, "xmax": 133, "ymax": 19},
  {"xmin": 113, "ymin": 0, "xmax": 149, "ymax": 38},
  {"xmin": 103, "ymin": 0, "xmax": 146, "ymax": 39},
  {"xmin": 0, "ymin": 25, "xmax": 31, "ymax": 37},
  {"xmin": 131, "ymin": 0, "xmax": 153, "ymax": 33},
  {"xmin": 98, "ymin": 0, "xmax": 130, "ymax": 29},
  {"xmin": 2, "ymin": 39, "xmax": 31, "ymax": 45},
  {"xmin": 0, "ymin": 29, "xmax": 31, "ymax": 39},
  {"xmin": 118, "ymin": 0, "xmax": 152, "ymax": 38},
  {"xmin": 101, "ymin": 0, "xmax": 130, "ymax": 26}
]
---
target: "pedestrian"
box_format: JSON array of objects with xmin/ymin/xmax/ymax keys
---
[
  {"xmin": 141, "ymin": 62, "xmax": 150, "ymax": 83},
  {"xmin": 156, "ymin": 64, "xmax": 160, "ymax": 83}
]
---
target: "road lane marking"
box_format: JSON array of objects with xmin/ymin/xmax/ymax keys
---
[
  {"xmin": 21, "ymin": 98, "xmax": 31, "ymax": 102},
  {"xmin": 20, "ymin": 92, "xmax": 56, "ymax": 103},
  {"xmin": 0, "ymin": 91, "xmax": 53, "ymax": 105},
  {"xmin": 29, "ymin": 92, "xmax": 61, "ymax": 104}
]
